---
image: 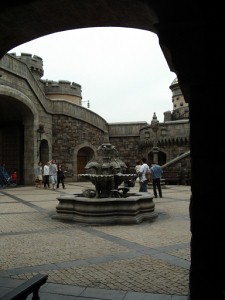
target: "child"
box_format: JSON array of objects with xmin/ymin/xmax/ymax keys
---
[{"xmin": 11, "ymin": 171, "xmax": 17, "ymax": 185}]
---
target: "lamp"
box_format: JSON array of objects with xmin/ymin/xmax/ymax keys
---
[
  {"xmin": 82, "ymin": 100, "xmax": 90, "ymax": 108},
  {"xmin": 37, "ymin": 124, "xmax": 45, "ymax": 158}
]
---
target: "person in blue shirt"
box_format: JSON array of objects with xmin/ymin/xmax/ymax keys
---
[{"xmin": 150, "ymin": 162, "xmax": 163, "ymax": 198}]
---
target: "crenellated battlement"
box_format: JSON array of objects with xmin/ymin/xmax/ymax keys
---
[
  {"xmin": 41, "ymin": 79, "xmax": 82, "ymax": 98},
  {"xmin": 9, "ymin": 52, "xmax": 44, "ymax": 78}
]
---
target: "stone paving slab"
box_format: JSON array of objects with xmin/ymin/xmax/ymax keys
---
[{"xmin": 0, "ymin": 183, "xmax": 191, "ymax": 299}]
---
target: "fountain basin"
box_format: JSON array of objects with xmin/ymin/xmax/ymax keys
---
[
  {"xmin": 52, "ymin": 192, "xmax": 158, "ymax": 225},
  {"xmin": 79, "ymin": 174, "xmax": 137, "ymax": 198}
]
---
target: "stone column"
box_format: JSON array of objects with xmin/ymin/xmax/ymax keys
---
[{"xmin": 157, "ymin": 21, "xmax": 225, "ymax": 299}]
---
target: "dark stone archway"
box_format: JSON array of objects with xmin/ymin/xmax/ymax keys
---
[
  {"xmin": 1, "ymin": 1, "xmax": 225, "ymax": 299},
  {"xmin": 0, "ymin": 0, "xmax": 158, "ymax": 58},
  {"xmin": 0, "ymin": 94, "xmax": 36, "ymax": 184}
]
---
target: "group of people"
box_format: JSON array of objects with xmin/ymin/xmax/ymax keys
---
[
  {"xmin": 135, "ymin": 158, "xmax": 163, "ymax": 198},
  {"xmin": 36, "ymin": 160, "xmax": 66, "ymax": 190}
]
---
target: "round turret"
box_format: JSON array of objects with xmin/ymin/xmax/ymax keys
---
[
  {"xmin": 169, "ymin": 77, "xmax": 186, "ymax": 110},
  {"xmin": 41, "ymin": 80, "xmax": 82, "ymax": 105},
  {"xmin": 169, "ymin": 77, "xmax": 189, "ymax": 120}
]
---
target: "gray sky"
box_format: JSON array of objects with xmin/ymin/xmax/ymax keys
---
[{"xmin": 10, "ymin": 27, "xmax": 176, "ymax": 123}]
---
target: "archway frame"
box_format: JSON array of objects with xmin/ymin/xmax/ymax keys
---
[
  {"xmin": 73, "ymin": 142, "xmax": 97, "ymax": 180},
  {"xmin": 1, "ymin": 1, "xmax": 225, "ymax": 298},
  {"xmin": 0, "ymin": 85, "xmax": 40, "ymax": 184}
]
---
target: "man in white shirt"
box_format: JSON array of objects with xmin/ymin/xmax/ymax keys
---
[
  {"xmin": 43, "ymin": 161, "xmax": 50, "ymax": 188},
  {"xmin": 139, "ymin": 157, "xmax": 150, "ymax": 192}
]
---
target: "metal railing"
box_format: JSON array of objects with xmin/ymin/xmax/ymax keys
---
[{"xmin": 1, "ymin": 274, "xmax": 48, "ymax": 300}]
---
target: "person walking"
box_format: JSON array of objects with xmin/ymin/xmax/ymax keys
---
[
  {"xmin": 43, "ymin": 161, "xmax": 50, "ymax": 188},
  {"xmin": 36, "ymin": 161, "xmax": 43, "ymax": 188},
  {"xmin": 138, "ymin": 158, "xmax": 150, "ymax": 192},
  {"xmin": 135, "ymin": 160, "xmax": 142, "ymax": 188},
  {"xmin": 150, "ymin": 162, "xmax": 163, "ymax": 198},
  {"xmin": 49, "ymin": 159, "xmax": 58, "ymax": 190},
  {"xmin": 57, "ymin": 163, "xmax": 66, "ymax": 189},
  {"xmin": 135, "ymin": 160, "xmax": 142, "ymax": 174}
]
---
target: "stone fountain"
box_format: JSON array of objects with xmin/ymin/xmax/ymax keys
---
[{"xmin": 52, "ymin": 143, "xmax": 158, "ymax": 225}]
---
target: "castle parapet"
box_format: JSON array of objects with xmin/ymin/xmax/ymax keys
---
[{"xmin": 9, "ymin": 52, "xmax": 44, "ymax": 78}]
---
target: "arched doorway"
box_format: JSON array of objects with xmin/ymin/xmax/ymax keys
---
[
  {"xmin": 77, "ymin": 147, "xmax": 94, "ymax": 181},
  {"xmin": 148, "ymin": 150, "xmax": 166, "ymax": 166},
  {"xmin": 0, "ymin": 94, "xmax": 35, "ymax": 185},
  {"xmin": 40, "ymin": 139, "xmax": 50, "ymax": 165},
  {"xmin": 0, "ymin": 122, "xmax": 24, "ymax": 184}
]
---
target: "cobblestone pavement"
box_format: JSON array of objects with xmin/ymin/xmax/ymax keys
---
[{"xmin": 0, "ymin": 182, "xmax": 191, "ymax": 300}]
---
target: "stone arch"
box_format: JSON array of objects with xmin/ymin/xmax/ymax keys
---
[
  {"xmin": 0, "ymin": 3, "xmax": 174, "ymax": 183},
  {"xmin": 0, "ymin": 85, "xmax": 39, "ymax": 125},
  {"xmin": 0, "ymin": 2, "xmax": 159, "ymax": 58},
  {"xmin": 1, "ymin": 2, "xmax": 225, "ymax": 298},
  {"xmin": 0, "ymin": 85, "xmax": 40, "ymax": 184}
]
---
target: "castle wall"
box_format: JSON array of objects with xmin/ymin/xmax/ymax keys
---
[
  {"xmin": 52, "ymin": 115, "xmax": 106, "ymax": 178},
  {"xmin": 0, "ymin": 55, "xmax": 53, "ymax": 184},
  {"xmin": 9, "ymin": 52, "xmax": 44, "ymax": 79},
  {"xmin": 0, "ymin": 53, "xmax": 190, "ymax": 184},
  {"xmin": 109, "ymin": 136, "xmax": 142, "ymax": 171},
  {"xmin": 46, "ymin": 94, "xmax": 81, "ymax": 104},
  {"xmin": 108, "ymin": 122, "xmax": 148, "ymax": 170}
]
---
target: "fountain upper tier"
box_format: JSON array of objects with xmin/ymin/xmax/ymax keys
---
[{"xmin": 79, "ymin": 143, "xmax": 137, "ymax": 198}]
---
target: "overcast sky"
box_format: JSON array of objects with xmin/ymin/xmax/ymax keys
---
[{"xmin": 9, "ymin": 27, "xmax": 176, "ymax": 123}]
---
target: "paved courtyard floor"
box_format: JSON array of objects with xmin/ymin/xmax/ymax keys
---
[{"xmin": 0, "ymin": 182, "xmax": 191, "ymax": 300}]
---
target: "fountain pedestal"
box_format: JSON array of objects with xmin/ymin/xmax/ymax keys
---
[{"xmin": 53, "ymin": 192, "xmax": 157, "ymax": 225}]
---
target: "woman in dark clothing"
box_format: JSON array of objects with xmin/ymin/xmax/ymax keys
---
[{"xmin": 57, "ymin": 163, "xmax": 65, "ymax": 189}]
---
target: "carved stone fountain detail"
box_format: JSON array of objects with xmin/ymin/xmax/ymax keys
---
[{"xmin": 79, "ymin": 143, "xmax": 137, "ymax": 198}]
